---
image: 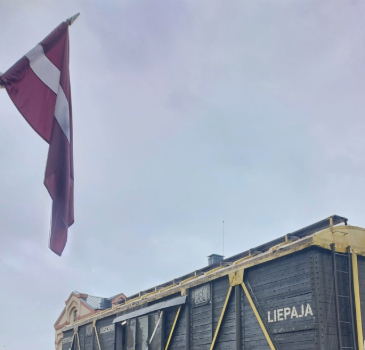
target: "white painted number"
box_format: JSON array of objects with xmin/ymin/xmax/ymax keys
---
[{"xmin": 100, "ymin": 324, "xmax": 115, "ymax": 334}]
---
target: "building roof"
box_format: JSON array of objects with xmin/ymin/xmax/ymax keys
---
[
  {"xmin": 72, "ymin": 291, "xmax": 126, "ymax": 310},
  {"xmin": 81, "ymin": 295, "xmax": 109, "ymax": 310}
]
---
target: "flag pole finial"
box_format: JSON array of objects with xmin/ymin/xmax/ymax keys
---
[{"xmin": 67, "ymin": 13, "xmax": 80, "ymax": 26}]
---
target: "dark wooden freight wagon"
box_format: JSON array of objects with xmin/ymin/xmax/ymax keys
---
[{"xmin": 63, "ymin": 215, "xmax": 365, "ymax": 350}]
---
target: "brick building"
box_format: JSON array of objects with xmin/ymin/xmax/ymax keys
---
[{"xmin": 54, "ymin": 291, "xmax": 126, "ymax": 350}]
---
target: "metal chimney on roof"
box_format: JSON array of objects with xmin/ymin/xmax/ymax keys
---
[{"xmin": 208, "ymin": 254, "xmax": 224, "ymax": 266}]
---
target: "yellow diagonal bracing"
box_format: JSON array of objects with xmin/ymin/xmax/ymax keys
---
[
  {"xmin": 165, "ymin": 306, "xmax": 181, "ymax": 350},
  {"xmin": 93, "ymin": 320, "xmax": 102, "ymax": 350},
  {"xmin": 72, "ymin": 327, "xmax": 81, "ymax": 350},
  {"xmin": 352, "ymin": 253, "xmax": 364, "ymax": 350},
  {"xmin": 210, "ymin": 286, "xmax": 233, "ymax": 350},
  {"xmin": 76, "ymin": 332, "xmax": 81, "ymax": 350},
  {"xmin": 70, "ymin": 333, "xmax": 75, "ymax": 350},
  {"xmin": 241, "ymin": 282, "xmax": 276, "ymax": 350}
]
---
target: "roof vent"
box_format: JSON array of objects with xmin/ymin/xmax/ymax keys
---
[{"xmin": 208, "ymin": 254, "xmax": 224, "ymax": 266}]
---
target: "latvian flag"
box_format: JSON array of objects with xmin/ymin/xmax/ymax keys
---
[{"xmin": 0, "ymin": 14, "xmax": 79, "ymax": 256}]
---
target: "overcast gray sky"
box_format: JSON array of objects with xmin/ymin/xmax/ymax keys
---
[{"xmin": 1, "ymin": 0, "xmax": 365, "ymax": 348}]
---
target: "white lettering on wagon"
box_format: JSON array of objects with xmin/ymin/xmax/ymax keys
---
[
  {"xmin": 100, "ymin": 324, "xmax": 115, "ymax": 334},
  {"xmin": 62, "ymin": 337, "xmax": 73, "ymax": 344},
  {"xmin": 268, "ymin": 304, "xmax": 313, "ymax": 323}
]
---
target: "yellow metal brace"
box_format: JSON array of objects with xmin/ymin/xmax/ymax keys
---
[
  {"xmin": 76, "ymin": 332, "xmax": 81, "ymax": 350},
  {"xmin": 165, "ymin": 306, "xmax": 182, "ymax": 350},
  {"xmin": 228, "ymin": 269, "xmax": 275, "ymax": 350},
  {"xmin": 71, "ymin": 327, "xmax": 81, "ymax": 350},
  {"xmin": 209, "ymin": 286, "xmax": 233, "ymax": 350},
  {"xmin": 352, "ymin": 253, "xmax": 364, "ymax": 350},
  {"xmin": 70, "ymin": 333, "xmax": 75, "ymax": 350},
  {"xmin": 93, "ymin": 320, "xmax": 102, "ymax": 350},
  {"xmin": 241, "ymin": 282, "xmax": 276, "ymax": 350}
]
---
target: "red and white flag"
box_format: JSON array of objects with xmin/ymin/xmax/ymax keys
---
[{"xmin": 0, "ymin": 14, "xmax": 79, "ymax": 255}]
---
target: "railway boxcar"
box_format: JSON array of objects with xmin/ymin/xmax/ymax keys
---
[{"xmin": 63, "ymin": 215, "xmax": 365, "ymax": 350}]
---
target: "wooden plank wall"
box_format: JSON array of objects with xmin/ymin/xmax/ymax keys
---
[
  {"xmin": 313, "ymin": 248, "xmax": 337, "ymax": 349},
  {"xmin": 82, "ymin": 323, "xmax": 94, "ymax": 350},
  {"xmin": 99, "ymin": 316, "xmax": 116, "ymax": 350},
  {"xmin": 136, "ymin": 315, "xmax": 148, "ymax": 350},
  {"xmin": 244, "ymin": 249, "xmax": 316, "ymax": 350},
  {"xmin": 115, "ymin": 323, "xmax": 123, "ymax": 350},
  {"xmin": 241, "ymin": 290, "xmax": 270, "ymax": 350},
  {"xmin": 78, "ymin": 324, "xmax": 86, "ymax": 350},
  {"xmin": 190, "ymin": 289, "xmax": 212, "ymax": 350},
  {"xmin": 212, "ymin": 277, "xmax": 236, "ymax": 350},
  {"xmin": 149, "ymin": 313, "xmax": 162, "ymax": 350},
  {"xmin": 165, "ymin": 305, "xmax": 186, "ymax": 350},
  {"xmin": 62, "ymin": 329, "xmax": 74, "ymax": 350},
  {"xmin": 314, "ymin": 248, "xmax": 355, "ymax": 349}
]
